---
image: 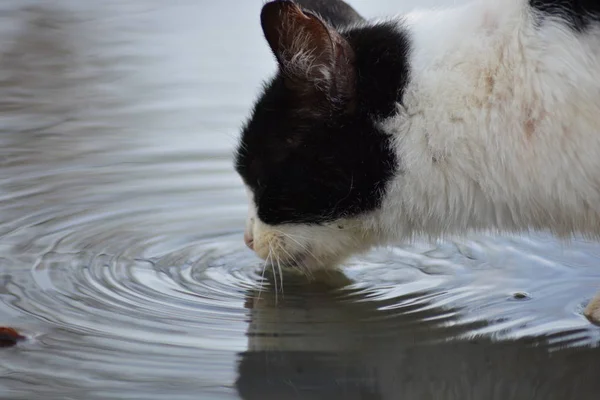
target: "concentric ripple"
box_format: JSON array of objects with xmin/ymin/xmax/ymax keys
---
[
  {"xmin": 0, "ymin": 150, "xmax": 264, "ymax": 398},
  {"xmin": 25, "ymin": 235, "xmax": 260, "ymax": 345}
]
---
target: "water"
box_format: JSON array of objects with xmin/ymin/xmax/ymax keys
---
[{"xmin": 1, "ymin": 1, "xmax": 600, "ymax": 399}]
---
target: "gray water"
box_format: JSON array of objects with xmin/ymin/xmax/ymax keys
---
[{"xmin": 1, "ymin": 1, "xmax": 600, "ymax": 399}]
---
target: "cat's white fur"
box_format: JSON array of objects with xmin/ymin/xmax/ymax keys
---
[
  {"xmin": 378, "ymin": 0, "xmax": 600, "ymax": 240},
  {"xmin": 245, "ymin": 0, "xmax": 600, "ymax": 322}
]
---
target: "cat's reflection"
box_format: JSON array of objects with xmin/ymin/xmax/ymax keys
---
[{"xmin": 236, "ymin": 270, "xmax": 600, "ymax": 400}]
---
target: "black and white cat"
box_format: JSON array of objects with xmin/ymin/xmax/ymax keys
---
[{"xmin": 234, "ymin": 0, "xmax": 600, "ymax": 323}]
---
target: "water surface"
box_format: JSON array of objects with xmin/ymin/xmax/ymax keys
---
[{"xmin": 1, "ymin": 1, "xmax": 600, "ymax": 399}]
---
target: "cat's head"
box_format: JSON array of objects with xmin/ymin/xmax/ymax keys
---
[{"xmin": 234, "ymin": 1, "xmax": 409, "ymax": 271}]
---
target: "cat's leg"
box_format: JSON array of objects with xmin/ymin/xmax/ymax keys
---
[{"xmin": 583, "ymin": 290, "xmax": 600, "ymax": 325}]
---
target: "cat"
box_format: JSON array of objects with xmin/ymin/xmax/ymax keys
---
[{"xmin": 234, "ymin": 0, "xmax": 600, "ymax": 324}]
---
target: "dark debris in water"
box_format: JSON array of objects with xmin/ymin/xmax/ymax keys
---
[
  {"xmin": 512, "ymin": 292, "xmax": 531, "ymax": 300},
  {"xmin": 0, "ymin": 327, "xmax": 26, "ymax": 348}
]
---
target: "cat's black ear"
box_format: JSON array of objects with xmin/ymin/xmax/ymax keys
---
[{"xmin": 260, "ymin": 1, "xmax": 356, "ymax": 107}]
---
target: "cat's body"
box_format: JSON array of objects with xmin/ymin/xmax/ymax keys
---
[
  {"xmin": 235, "ymin": 0, "xmax": 600, "ymax": 322},
  {"xmin": 379, "ymin": 0, "xmax": 600, "ymax": 241}
]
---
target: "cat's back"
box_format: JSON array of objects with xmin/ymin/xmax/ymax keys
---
[
  {"xmin": 401, "ymin": 0, "xmax": 600, "ymax": 159},
  {"xmin": 390, "ymin": 0, "xmax": 600, "ymax": 235}
]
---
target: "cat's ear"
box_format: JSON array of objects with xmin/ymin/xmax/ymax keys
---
[{"xmin": 260, "ymin": 1, "xmax": 356, "ymax": 106}]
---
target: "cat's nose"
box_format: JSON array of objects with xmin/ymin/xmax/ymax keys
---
[{"xmin": 244, "ymin": 232, "xmax": 254, "ymax": 250}]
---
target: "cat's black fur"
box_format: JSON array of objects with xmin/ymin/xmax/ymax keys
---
[
  {"xmin": 234, "ymin": 1, "xmax": 410, "ymax": 225},
  {"xmin": 531, "ymin": 0, "xmax": 600, "ymax": 31},
  {"xmin": 293, "ymin": 0, "xmax": 365, "ymax": 28}
]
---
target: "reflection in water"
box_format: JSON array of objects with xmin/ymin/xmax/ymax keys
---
[
  {"xmin": 0, "ymin": 1, "xmax": 599, "ymax": 399},
  {"xmin": 237, "ymin": 272, "xmax": 600, "ymax": 400}
]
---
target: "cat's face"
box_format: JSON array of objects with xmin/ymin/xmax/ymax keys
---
[{"xmin": 235, "ymin": 1, "xmax": 405, "ymax": 271}]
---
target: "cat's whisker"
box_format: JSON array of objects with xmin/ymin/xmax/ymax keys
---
[
  {"xmin": 256, "ymin": 247, "xmax": 272, "ymax": 302},
  {"xmin": 283, "ymin": 245, "xmax": 315, "ymax": 279},
  {"xmin": 276, "ymin": 231, "xmax": 312, "ymax": 242},
  {"xmin": 275, "ymin": 250, "xmax": 285, "ymax": 296},
  {"xmin": 275, "ymin": 231, "xmax": 319, "ymax": 262},
  {"xmin": 269, "ymin": 232, "xmax": 314, "ymax": 275},
  {"xmin": 270, "ymin": 250, "xmax": 279, "ymax": 303}
]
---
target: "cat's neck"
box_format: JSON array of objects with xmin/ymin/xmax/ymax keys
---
[{"xmin": 370, "ymin": 0, "xmax": 600, "ymax": 243}]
